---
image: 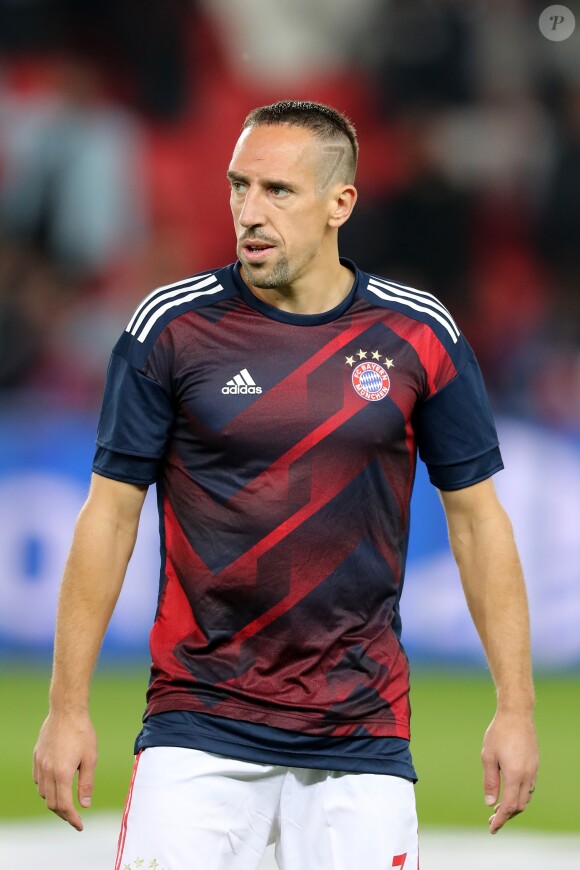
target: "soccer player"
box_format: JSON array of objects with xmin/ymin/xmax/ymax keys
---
[{"xmin": 33, "ymin": 101, "xmax": 539, "ymax": 870}]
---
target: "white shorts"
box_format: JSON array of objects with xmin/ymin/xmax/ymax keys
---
[{"xmin": 115, "ymin": 747, "xmax": 419, "ymax": 870}]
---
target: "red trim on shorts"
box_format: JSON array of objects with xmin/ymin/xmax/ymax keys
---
[{"xmin": 114, "ymin": 750, "xmax": 142, "ymax": 870}]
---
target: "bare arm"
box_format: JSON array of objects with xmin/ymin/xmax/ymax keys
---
[
  {"xmin": 33, "ymin": 472, "xmax": 147, "ymax": 831},
  {"xmin": 439, "ymin": 478, "xmax": 539, "ymax": 834}
]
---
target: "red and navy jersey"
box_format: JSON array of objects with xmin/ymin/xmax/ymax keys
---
[{"xmin": 94, "ymin": 260, "xmax": 502, "ymax": 744}]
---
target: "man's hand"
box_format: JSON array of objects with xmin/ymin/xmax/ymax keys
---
[
  {"xmin": 482, "ymin": 709, "xmax": 539, "ymax": 834},
  {"xmin": 33, "ymin": 711, "xmax": 97, "ymax": 831}
]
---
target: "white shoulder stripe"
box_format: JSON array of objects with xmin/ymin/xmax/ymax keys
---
[
  {"xmin": 370, "ymin": 275, "xmax": 457, "ymax": 324},
  {"xmin": 136, "ymin": 282, "xmax": 224, "ymax": 343},
  {"xmin": 368, "ymin": 277, "xmax": 460, "ymax": 339},
  {"xmin": 129, "ymin": 275, "xmax": 218, "ymax": 337},
  {"xmin": 126, "ymin": 273, "xmax": 212, "ymax": 333},
  {"xmin": 367, "ymin": 281, "xmax": 459, "ymax": 343}
]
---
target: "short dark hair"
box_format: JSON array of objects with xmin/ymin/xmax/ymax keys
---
[{"xmin": 242, "ymin": 100, "xmax": 358, "ymax": 186}]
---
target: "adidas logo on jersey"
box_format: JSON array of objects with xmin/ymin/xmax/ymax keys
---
[{"xmin": 222, "ymin": 368, "xmax": 263, "ymax": 395}]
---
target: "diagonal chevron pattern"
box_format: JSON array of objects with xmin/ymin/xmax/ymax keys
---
[{"xmin": 95, "ymin": 262, "xmax": 500, "ymax": 741}]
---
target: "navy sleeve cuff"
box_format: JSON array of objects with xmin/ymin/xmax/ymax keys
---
[
  {"xmin": 92, "ymin": 446, "xmax": 160, "ymax": 485},
  {"xmin": 426, "ymin": 445, "xmax": 504, "ymax": 491}
]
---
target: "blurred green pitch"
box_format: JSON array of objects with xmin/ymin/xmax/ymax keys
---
[{"xmin": 2, "ymin": 667, "xmax": 578, "ymax": 832}]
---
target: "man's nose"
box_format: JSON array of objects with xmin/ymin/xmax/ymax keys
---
[{"xmin": 238, "ymin": 188, "xmax": 265, "ymax": 228}]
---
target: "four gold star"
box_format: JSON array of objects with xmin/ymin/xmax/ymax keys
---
[{"xmin": 345, "ymin": 350, "xmax": 395, "ymax": 370}]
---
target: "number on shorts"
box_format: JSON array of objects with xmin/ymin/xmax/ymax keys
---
[{"xmin": 392, "ymin": 854, "xmax": 407, "ymax": 869}]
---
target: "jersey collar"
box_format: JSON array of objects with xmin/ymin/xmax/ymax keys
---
[{"xmin": 231, "ymin": 258, "xmax": 360, "ymax": 326}]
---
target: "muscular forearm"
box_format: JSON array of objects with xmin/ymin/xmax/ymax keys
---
[
  {"xmin": 441, "ymin": 480, "xmax": 538, "ymax": 833},
  {"xmin": 49, "ymin": 478, "xmax": 144, "ymax": 712},
  {"xmin": 447, "ymin": 500, "xmax": 534, "ymax": 712},
  {"xmin": 34, "ymin": 474, "xmax": 146, "ymax": 830}
]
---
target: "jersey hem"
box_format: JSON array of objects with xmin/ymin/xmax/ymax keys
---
[
  {"xmin": 133, "ymin": 733, "xmax": 418, "ymax": 780},
  {"xmin": 144, "ymin": 694, "xmax": 410, "ymax": 739}
]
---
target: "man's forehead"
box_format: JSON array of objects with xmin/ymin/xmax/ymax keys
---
[{"xmin": 229, "ymin": 125, "xmax": 320, "ymax": 178}]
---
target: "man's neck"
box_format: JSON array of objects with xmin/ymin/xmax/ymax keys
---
[{"xmin": 241, "ymin": 261, "xmax": 355, "ymax": 316}]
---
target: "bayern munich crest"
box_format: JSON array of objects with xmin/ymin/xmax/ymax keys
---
[{"xmin": 346, "ymin": 350, "xmax": 394, "ymax": 402}]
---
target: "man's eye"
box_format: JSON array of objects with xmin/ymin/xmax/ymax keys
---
[
  {"xmin": 231, "ymin": 182, "xmax": 246, "ymax": 193},
  {"xmin": 271, "ymin": 187, "xmax": 289, "ymax": 197}
]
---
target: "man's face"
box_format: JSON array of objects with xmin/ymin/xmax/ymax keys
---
[{"xmin": 228, "ymin": 124, "xmax": 338, "ymax": 289}]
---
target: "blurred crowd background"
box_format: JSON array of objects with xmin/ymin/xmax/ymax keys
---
[
  {"xmin": 1, "ymin": 1, "xmax": 579, "ymax": 667},
  {"xmin": 1, "ymin": 0, "xmax": 579, "ymax": 425}
]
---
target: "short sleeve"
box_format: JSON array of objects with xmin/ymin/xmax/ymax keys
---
[
  {"xmin": 92, "ymin": 345, "xmax": 175, "ymax": 484},
  {"xmin": 414, "ymin": 338, "xmax": 503, "ymax": 491}
]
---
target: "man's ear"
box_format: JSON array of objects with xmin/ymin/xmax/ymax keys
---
[{"xmin": 328, "ymin": 185, "xmax": 358, "ymax": 229}]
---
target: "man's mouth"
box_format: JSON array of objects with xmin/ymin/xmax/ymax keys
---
[{"xmin": 242, "ymin": 242, "xmax": 276, "ymax": 261}]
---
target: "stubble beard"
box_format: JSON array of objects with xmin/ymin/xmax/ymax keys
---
[{"xmin": 241, "ymin": 251, "xmax": 293, "ymax": 289}]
